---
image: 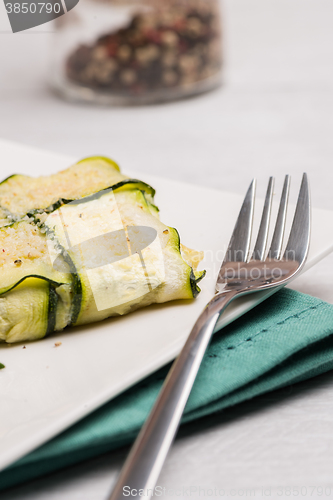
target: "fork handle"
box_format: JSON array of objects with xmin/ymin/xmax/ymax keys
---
[{"xmin": 108, "ymin": 291, "xmax": 236, "ymax": 500}]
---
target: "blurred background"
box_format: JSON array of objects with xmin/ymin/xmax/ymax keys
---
[
  {"xmin": 1, "ymin": 1, "xmax": 333, "ymax": 498},
  {"xmin": 1, "ymin": 0, "xmax": 332, "ymax": 202}
]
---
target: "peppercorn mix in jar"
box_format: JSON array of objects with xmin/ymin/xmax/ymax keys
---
[{"xmin": 51, "ymin": 0, "xmax": 223, "ymax": 104}]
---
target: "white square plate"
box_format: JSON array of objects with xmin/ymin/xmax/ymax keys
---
[{"xmin": 0, "ymin": 138, "xmax": 332, "ymax": 472}]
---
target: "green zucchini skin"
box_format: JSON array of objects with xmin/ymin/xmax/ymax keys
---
[
  {"xmin": 25, "ymin": 180, "xmax": 157, "ymax": 226},
  {"xmin": 40, "ymin": 225, "xmax": 83, "ymax": 328},
  {"xmin": 172, "ymin": 227, "xmax": 205, "ymax": 298},
  {"xmin": 77, "ymin": 155, "xmax": 121, "ymax": 172},
  {"xmin": 190, "ymin": 268, "xmax": 206, "ymax": 298},
  {"xmin": 37, "ymin": 179, "xmax": 155, "ymax": 211},
  {"xmin": 0, "ymin": 174, "xmax": 19, "ymax": 186},
  {"xmin": 43, "ymin": 221, "xmax": 83, "ymax": 326},
  {"xmin": 0, "ymin": 276, "xmax": 65, "ymax": 343},
  {"xmin": 46, "ymin": 284, "xmax": 58, "ymax": 336},
  {"xmin": 0, "ymin": 274, "xmax": 67, "ymax": 296},
  {"xmin": 61, "ymin": 252, "xmax": 82, "ymax": 326}
]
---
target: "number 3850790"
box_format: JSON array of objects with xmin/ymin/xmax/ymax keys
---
[{"xmin": 5, "ymin": 3, "xmax": 61, "ymax": 14}]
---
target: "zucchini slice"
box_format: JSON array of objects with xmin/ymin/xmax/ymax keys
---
[
  {"xmin": 33, "ymin": 179, "xmax": 158, "ymax": 219},
  {"xmin": 42, "ymin": 186, "xmax": 205, "ymax": 326},
  {"xmin": 0, "ymin": 220, "xmax": 75, "ymax": 342},
  {"xmin": 0, "ymin": 159, "xmax": 205, "ymax": 343},
  {"xmin": 0, "ymin": 277, "xmax": 52, "ymax": 343},
  {"xmin": 0, "ymin": 156, "xmax": 128, "ymax": 223},
  {"xmin": 0, "ymin": 220, "xmax": 72, "ymax": 292},
  {"xmin": 0, "ymin": 276, "xmax": 74, "ymax": 343},
  {"xmin": 0, "ymin": 276, "xmax": 73, "ymax": 343}
]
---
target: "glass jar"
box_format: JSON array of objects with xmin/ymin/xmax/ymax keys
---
[{"xmin": 50, "ymin": 0, "xmax": 223, "ymax": 104}]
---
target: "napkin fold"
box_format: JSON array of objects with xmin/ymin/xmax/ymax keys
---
[{"xmin": 2, "ymin": 288, "xmax": 333, "ymax": 491}]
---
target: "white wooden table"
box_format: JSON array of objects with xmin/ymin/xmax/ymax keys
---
[{"xmin": 1, "ymin": 0, "xmax": 333, "ymax": 498}]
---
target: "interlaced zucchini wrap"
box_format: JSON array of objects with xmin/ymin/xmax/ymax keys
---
[{"xmin": 0, "ymin": 157, "xmax": 205, "ymax": 343}]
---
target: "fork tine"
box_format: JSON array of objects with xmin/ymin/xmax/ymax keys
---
[
  {"xmin": 283, "ymin": 173, "xmax": 310, "ymax": 264},
  {"xmin": 222, "ymin": 179, "xmax": 256, "ymax": 264},
  {"xmin": 268, "ymin": 175, "xmax": 290, "ymax": 260},
  {"xmin": 251, "ymin": 177, "xmax": 274, "ymax": 261}
]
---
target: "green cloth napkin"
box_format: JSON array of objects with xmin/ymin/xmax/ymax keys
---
[{"xmin": 2, "ymin": 288, "xmax": 333, "ymax": 491}]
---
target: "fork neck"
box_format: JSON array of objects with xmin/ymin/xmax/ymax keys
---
[{"xmin": 205, "ymin": 289, "xmax": 238, "ymax": 322}]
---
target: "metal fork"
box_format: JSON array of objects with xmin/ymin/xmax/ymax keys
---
[{"xmin": 108, "ymin": 174, "xmax": 311, "ymax": 500}]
